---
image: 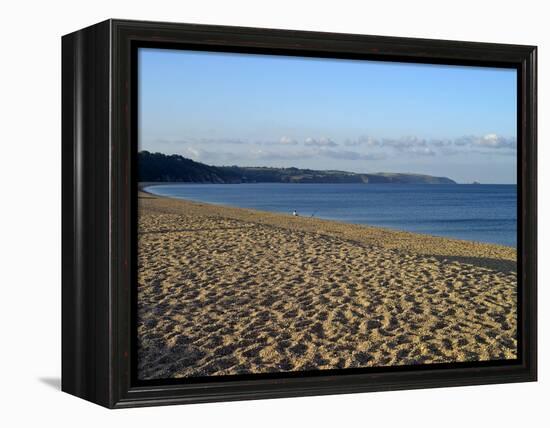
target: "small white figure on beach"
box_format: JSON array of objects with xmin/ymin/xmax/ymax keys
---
[{"xmin": 292, "ymin": 209, "xmax": 298, "ymax": 216}]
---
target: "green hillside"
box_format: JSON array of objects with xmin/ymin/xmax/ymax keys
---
[{"xmin": 138, "ymin": 151, "xmax": 456, "ymax": 184}]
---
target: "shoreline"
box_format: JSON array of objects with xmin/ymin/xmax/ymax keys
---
[
  {"xmin": 137, "ymin": 191, "xmax": 517, "ymax": 379},
  {"xmin": 138, "ymin": 189, "xmax": 516, "ymax": 268},
  {"xmin": 139, "ymin": 181, "xmax": 518, "ymax": 188}
]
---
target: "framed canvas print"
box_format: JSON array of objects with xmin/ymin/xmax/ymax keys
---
[{"xmin": 62, "ymin": 19, "xmax": 537, "ymax": 408}]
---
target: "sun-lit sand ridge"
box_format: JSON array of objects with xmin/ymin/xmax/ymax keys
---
[{"xmin": 137, "ymin": 191, "xmax": 517, "ymax": 380}]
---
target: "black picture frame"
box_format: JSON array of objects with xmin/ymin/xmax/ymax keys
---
[{"xmin": 62, "ymin": 19, "xmax": 537, "ymax": 408}]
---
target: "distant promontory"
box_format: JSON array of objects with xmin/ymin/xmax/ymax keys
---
[{"xmin": 138, "ymin": 151, "xmax": 456, "ymax": 185}]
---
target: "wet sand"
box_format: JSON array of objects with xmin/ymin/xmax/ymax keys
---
[{"xmin": 137, "ymin": 191, "xmax": 517, "ymax": 380}]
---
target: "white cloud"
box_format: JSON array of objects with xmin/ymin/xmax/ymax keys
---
[
  {"xmin": 147, "ymin": 132, "xmax": 517, "ymax": 165},
  {"xmin": 304, "ymin": 137, "xmax": 338, "ymax": 147},
  {"xmin": 184, "ymin": 147, "xmax": 201, "ymax": 158},
  {"xmin": 407, "ymin": 147, "xmax": 436, "ymax": 156},
  {"xmin": 145, "ymin": 137, "xmax": 249, "ymax": 146},
  {"xmin": 340, "ymin": 134, "xmax": 516, "ymax": 156},
  {"xmin": 279, "ymin": 136, "xmax": 298, "ymax": 145},
  {"xmin": 475, "ymin": 134, "xmax": 516, "ymax": 149},
  {"xmin": 178, "ymin": 146, "xmax": 242, "ymax": 163},
  {"xmin": 250, "ymin": 148, "xmax": 313, "ymax": 161},
  {"xmin": 318, "ymin": 149, "xmax": 386, "ymax": 160}
]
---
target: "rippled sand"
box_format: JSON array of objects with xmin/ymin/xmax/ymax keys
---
[{"xmin": 137, "ymin": 191, "xmax": 517, "ymax": 380}]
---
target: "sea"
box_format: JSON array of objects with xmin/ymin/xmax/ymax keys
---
[{"xmin": 144, "ymin": 183, "xmax": 517, "ymax": 247}]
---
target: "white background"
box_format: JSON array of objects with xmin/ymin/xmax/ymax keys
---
[{"xmin": 0, "ymin": 0, "xmax": 546, "ymax": 426}]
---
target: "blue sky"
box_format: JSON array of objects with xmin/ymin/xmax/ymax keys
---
[{"xmin": 139, "ymin": 48, "xmax": 517, "ymax": 184}]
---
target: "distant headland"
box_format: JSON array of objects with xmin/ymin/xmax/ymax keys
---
[{"xmin": 138, "ymin": 151, "xmax": 457, "ymax": 185}]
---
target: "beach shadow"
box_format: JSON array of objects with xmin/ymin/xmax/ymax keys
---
[
  {"xmin": 430, "ymin": 255, "xmax": 517, "ymax": 274},
  {"xmin": 38, "ymin": 377, "xmax": 61, "ymax": 390}
]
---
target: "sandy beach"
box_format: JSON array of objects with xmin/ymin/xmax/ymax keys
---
[{"xmin": 137, "ymin": 191, "xmax": 517, "ymax": 380}]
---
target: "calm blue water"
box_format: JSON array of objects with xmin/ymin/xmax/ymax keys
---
[{"xmin": 145, "ymin": 183, "xmax": 517, "ymax": 247}]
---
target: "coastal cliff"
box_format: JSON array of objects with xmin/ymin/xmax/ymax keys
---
[{"xmin": 138, "ymin": 151, "xmax": 456, "ymax": 184}]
